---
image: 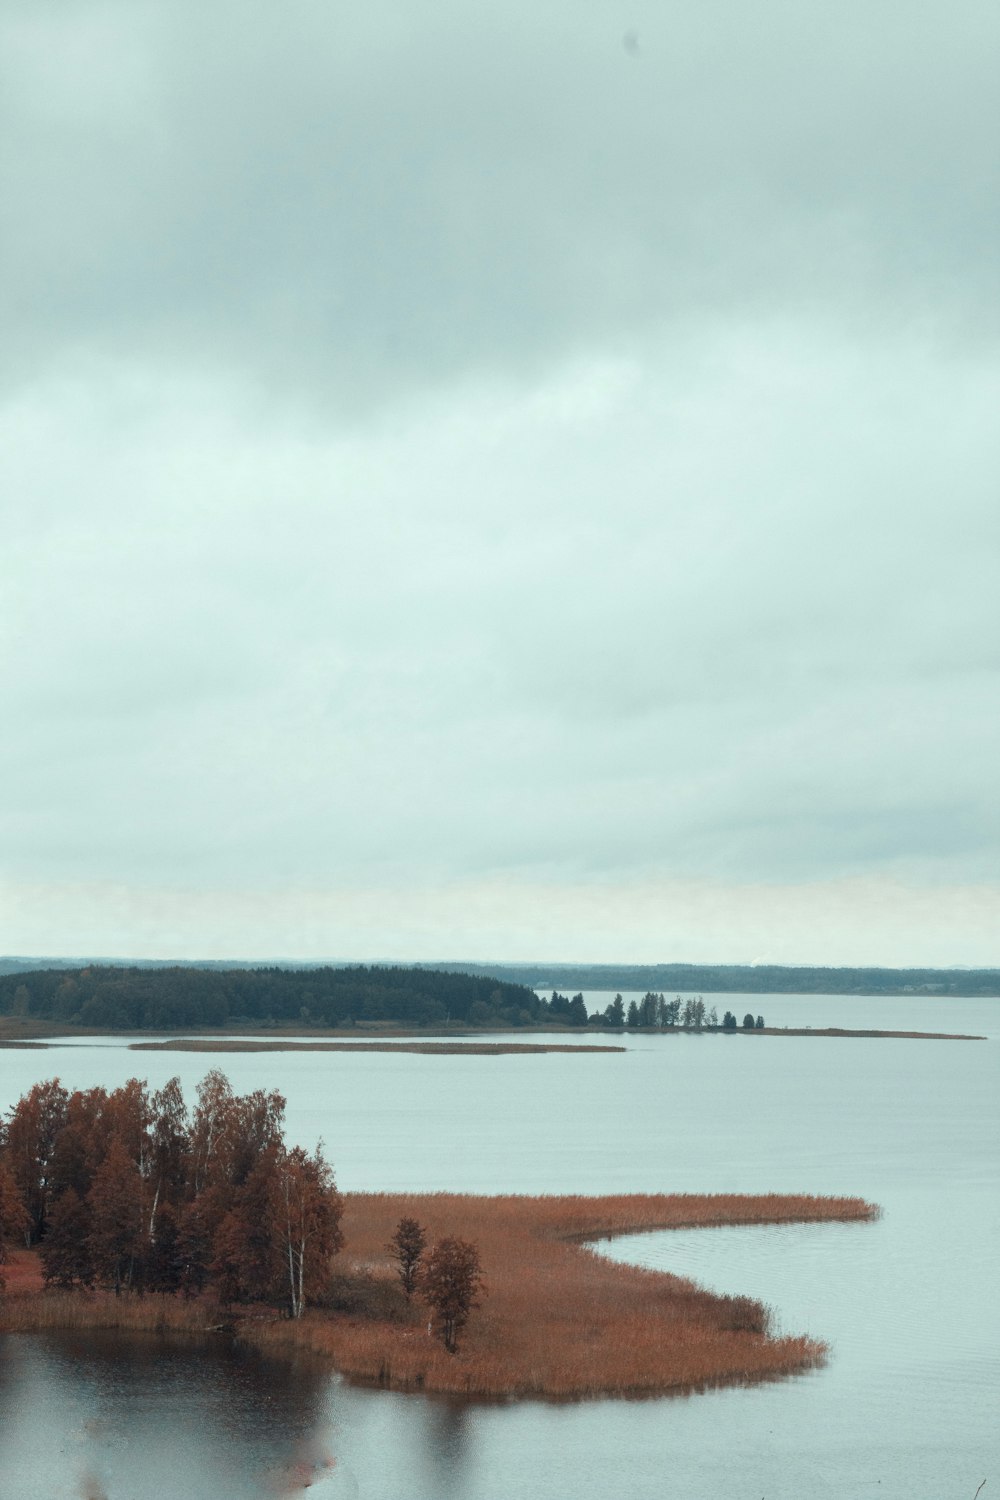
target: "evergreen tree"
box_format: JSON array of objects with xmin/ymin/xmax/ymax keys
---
[
  {"xmin": 567, "ymin": 994, "xmax": 589, "ymax": 1027},
  {"xmin": 388, "ymin": 1216, "xmax": 426, "ymax": 1298},
  {"xmin": 639, "ymin": 993, "xmax": 659, "ymax": 1027}
]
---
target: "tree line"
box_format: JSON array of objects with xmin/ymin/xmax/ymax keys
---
[
  {"xmin": 570, "ymin": 992, "xmax": 764, "ymax": 1030},
  {"xmin": 0, "ymin": 966, "xmax": 771, "ymax": 1034},
  {"xmin": 0, "ymin": 1073, "xmax": 485, "ymax": 1349},
  {"xmin": 0, "ymin": 965, "xmax": 541, "ymax": 1031},
  {"xmin": 431, "ymin": 961, "xmax": 1000, "ymax": 997},
  {"xmin": 0, "ymin": 1071, "xmax": 340, "ymax": 1315}
]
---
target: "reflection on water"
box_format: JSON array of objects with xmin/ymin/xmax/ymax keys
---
[{"xmin": 0, "ymin": 1330, "xmax": 348, "ymax": 1500}]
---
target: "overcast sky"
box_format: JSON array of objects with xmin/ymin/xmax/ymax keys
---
[{"xmin": 2, "ymin": 0, "xmax": 998, "ymax": 966}]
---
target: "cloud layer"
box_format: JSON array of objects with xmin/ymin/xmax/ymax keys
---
[{"xmin": 2, "ymin": 1, "xmax": 998, "ymax": 961}]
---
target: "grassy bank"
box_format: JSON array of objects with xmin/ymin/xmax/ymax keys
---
[{"xmin": 2, "ymin": 1191, "xmax": 878, "ymax": 1400}]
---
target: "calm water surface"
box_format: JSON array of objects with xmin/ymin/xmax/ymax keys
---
[{"xmin": 1, "ymin": 993, "xmax": 997, "ymax": 1499}]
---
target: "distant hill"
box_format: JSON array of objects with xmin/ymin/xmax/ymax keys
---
[{"xmin": 417, "ymin": 961, "xmax": 1000, "ymax": 997}]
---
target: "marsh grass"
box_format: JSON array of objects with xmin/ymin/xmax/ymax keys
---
[{"xmin": 246, "ymin": 1191, "xmax": 878, "ymax": 1398}]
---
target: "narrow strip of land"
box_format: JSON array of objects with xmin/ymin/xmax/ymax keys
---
[
  {"xmin": 0, "ymin": 1016, "xmax": 983, "ymax": 1047},
  {"xmin": 742, "ymin": 1026, "xmax": 985, "ymax": 1040},
  {"xmin": 127, "ymin": 1039, "xmax": 624, "ymax": 1054}
]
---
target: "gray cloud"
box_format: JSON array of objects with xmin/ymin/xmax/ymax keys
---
[{"xmin": 2, "ymin": 1, "xmax": 997, "ymax": 406}]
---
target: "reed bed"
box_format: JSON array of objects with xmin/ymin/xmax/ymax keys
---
[
  {"xmin": 244, "ymin": 1190, "xmax": 878, "ymax": 1398},
  {"xmin": 2, "ymin": 1287, "xmax": 223, "ymax": 1335},
  {"xmin": 2, "ymin": 1192, "xmax": 878, "ymax": 1399}
]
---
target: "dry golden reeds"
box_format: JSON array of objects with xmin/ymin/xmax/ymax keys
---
[{"xmin": 244, "ymin": 1190, "xmax": 878, "ymax": 1398}]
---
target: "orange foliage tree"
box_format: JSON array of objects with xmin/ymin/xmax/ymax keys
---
[
  {"xmin": 0, "ymin": 1159, "xmax": 29, "ymax": 1289},
  {"xmin": 419, "ymin": 1236, "xmax": 485, "ymax": 1352},
  {"xmin": 1, "ymin": 1073, "xmax": 343, "ymax": 1314}
]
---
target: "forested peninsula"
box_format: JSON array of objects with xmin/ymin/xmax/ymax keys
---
[
  {"xmin": 0, "ymin": 964, "xmax": 987, "ymax": 1039},
  {"xmin": 0, "ymin": 964, "xmax": 540, "ymax": 1031},
  {"xmin": 0, "ymin": 1072, "xmax": 880, "ymax": 1400}
]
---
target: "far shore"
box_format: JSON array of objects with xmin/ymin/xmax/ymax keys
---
[
  {"xmin": 1, "ymin": 1190, "xmax": 879, "ymax": 1401},
  {"xmin": 0, "ymin": 1017, "xmax": 984, "ymax": 1047}
]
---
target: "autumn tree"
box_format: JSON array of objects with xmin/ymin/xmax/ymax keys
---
[
  {"xmin": 388, "ymin": 1216, "xmax": 426, "ymax": 1298},
  {"xmin": 175, "ymin": 1194, "xmax": 215, "ymax": 1297},
  {"xmin": 210, "ymin": 1145, "xmax": 284, "ymax": 1305},
  {"xmin": 419, "ymin": 1236, "xmax": 485, "ymax": 1353},
  {"xmin": 40, "ymin": 1188, "xmax": 94, "ymax": 1289},
  {"xmin": 271, "ymin": 1145, "xmax": 343, "ymax": 1318},
  {"xmin": 148, "ymin": 1076, "xmax": 190, "ymax": 1219},
  {"xmin": 0, "ymin": 1158, "xmax": 29, "ymax": 1289},
  {"xmin": 1, "ymin": 1072, "xmax": 342, "ymax": 1313},
  {"xmin": 146, "ymin": 1201, "xmax": 182, "ymax": 1293},
  {"xmin": 88, "ymin": 1136, "xmax": 144, "ymax": 1294},
  {"xmin": 4, "ymin": 1079, "xmax": 69, "ymax": 1242}
]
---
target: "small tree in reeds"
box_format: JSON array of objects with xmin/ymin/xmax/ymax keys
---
[
  {"xmin": 419, "ymin": 1236, "xmax": 484, "ymax": 1353},
  {"xmin": 388, "ymin": 1216, "xmax": 426, "ymax": 1298}
]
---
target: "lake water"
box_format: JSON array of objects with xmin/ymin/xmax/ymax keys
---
[{"xmin": 1, "ymin": 992, "xmax": 997, "ymax": 1499}]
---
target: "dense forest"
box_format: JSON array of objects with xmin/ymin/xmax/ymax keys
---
[
  {"xmin": 0, "ymin": 1072, "xmax": 340, "ymax": 1316},
  {"xmin": 425, "ymin": 962, "xmax": 1000, "ymax": 996},
  {"xmin": 0, "ymin": 965, "xmax": 542, "ymax": 1031}
]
